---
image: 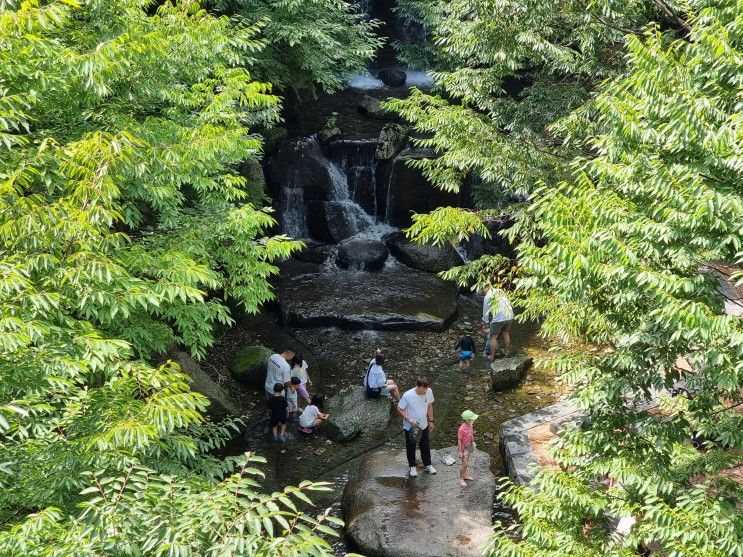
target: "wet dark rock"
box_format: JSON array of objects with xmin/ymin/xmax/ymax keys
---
[
  {"xmin": 322, "ymin": 386, "xmax": 393, "ymax": 442},
  {"xmin": 357, "ymin": 95, "xmax": 388, "ymax": 119},
  {"xmin": 343, "ymin": 447, "xmax": 495, "ymax": 557},
  {"xmin": 490, "ymin": 354, "xmax": 533, "ymax": 391},
  {"xmin": 231, "ymin": 345, "xmax": 273, "ymax": 388},
  {"xmin": 375, "ymin": 123, "xmax": 408, "ymax": 160},
  {"xmin": 462, "ymin": 215, "xmax": 517, "ymax": 260},
  {"xmin": 275, "ymin": 270, "xmax": 458, "ymax": 330},
  {"xmin": 268, "ymin": 137, "xmax": 335, "ymax": 202},
  {"xmin": 307, "ymin": 201, "xmax": 371, "ymax": 243},
  {"xmin": 336, "ymin": 238, "xmax": 389, "ymax": 271},
  {"xmin": 293, "ymin": 241, "xmax": 336, "ymax": 265},
  {"xmin": 385, "ymin": 231, "xmax": 464, "ymax": 273},
  {"xmin": 171, "ymin": 352, "xmax": 245, "ymax": 420},
  {"xmin": 377, "ymin": 68, "xmax": 407, "ymax": 87},
  {"xmin": 386, "ymin": 149, "xmax": 468, "ymax": 228}
]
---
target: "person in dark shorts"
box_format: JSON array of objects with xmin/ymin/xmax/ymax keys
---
[
  {"xmin": 455, "ymin": 333, "xmax": 476, "ymax": 369},
  {"xmin": 268, "ymin": 382, "xmax": 288, "ymax": 442}
]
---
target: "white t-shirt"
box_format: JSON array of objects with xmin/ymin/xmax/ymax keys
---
[
  {"xmin": 483, "ymin": 288, "xmax": 514, "ymax": 323},
  {"xmin": 286, "ymin": 387, "xmax": 298, "ymax": 411},
  {"xmin": 291, "ymin": 360, "xmax": 308, "ymax": 384},
  {"xmin": 398, "ymin": 387, "xmax": 434, "ymax": 431},
  {"xmin": 299, "ymin": 405, "xmax": 320, "ymax": 428},
  {"xmin": 265, "ymin": 353, "xmax": 291, "ymax": 394},
  {"xmin": 363, "ymin": 358, "xmax": 386, "ymax": 389}
]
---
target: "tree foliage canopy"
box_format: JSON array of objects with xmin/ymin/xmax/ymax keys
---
[
  {"xmin": 210, "ymin": 0, "xmax": 382, "ymax": 95},
  {"xmin": 396, "ymin": 0, "xmax": 742, "ymax": 555},
  {"xmin": 0, "ymin": 1, "xmax": 367, "ymax": 554}
]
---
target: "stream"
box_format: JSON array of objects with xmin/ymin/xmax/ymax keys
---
[{"xmin": 201, "ymin": 1, "xmax": 567, "ymax": 553}]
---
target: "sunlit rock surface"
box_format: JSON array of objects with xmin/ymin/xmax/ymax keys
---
[{"xmin": 343, "ymin": 446, "xmax": 496, "ymax": 557}]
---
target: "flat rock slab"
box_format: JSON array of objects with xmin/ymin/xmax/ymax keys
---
[
  {"xmin": 275, "ymin": 270, "xmax": 458, "ymax": 330},
  {"xmin": 490, "ymin": 354, "xmax": 532, "ymax": 391},
  {"xmin": 343, "ymin": 447, "xmax": 495, "ymax": 557},
  {"xmin": 322, "ymin": 385, "xmax": 393, "ymax": 441}
]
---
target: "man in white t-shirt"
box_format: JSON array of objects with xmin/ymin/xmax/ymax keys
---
[
  {"xmin": 397, "ymin": 377, "xmax": 436, "ymax": 477},
  {"xmin": 264, "ymin": 350, "xmax": 295, "ymax": 400},
  {"xmin": 482, "ymin": 285, "xmax": 514, "ymax": 359}
]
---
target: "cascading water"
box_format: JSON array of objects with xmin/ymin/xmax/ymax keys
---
[
  {"xmin": 274, "ymin": 136, "xmax": 393, "ymax": 241},
  {"xmin": 326, "ymin": 159, "xmax": 375, "ymax": 236},
  {"xmin": 276, "ymin": 137, "xmax": 316, "ymax": 238}
]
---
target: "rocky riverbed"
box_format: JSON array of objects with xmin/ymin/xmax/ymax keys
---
[{"xmin": 201, "ymin": 292, "xmax": 567, "ymax": 555}]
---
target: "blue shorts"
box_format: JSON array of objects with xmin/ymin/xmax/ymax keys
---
[{"xmin": 459, "ymin": 350, "xmax": 474, "ymax": 362}]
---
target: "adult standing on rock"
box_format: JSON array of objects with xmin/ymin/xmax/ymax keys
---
[
  {"xmin": 482, "ymin": 285, "xmax": 514, "ymax": 359},
  {"xmin": 397, "ymin": 376, "xmax": 436, "ymax": 477},
  {"xmin": 264, "ymin": 349, "xmax": 295, "ymax": 402}
]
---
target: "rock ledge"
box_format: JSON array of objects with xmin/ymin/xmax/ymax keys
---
[{"xmin": 343, "ymin": 447, "xmax": 495, "ymax": 557}]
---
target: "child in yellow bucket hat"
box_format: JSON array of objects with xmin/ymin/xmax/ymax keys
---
[{"xmin": 457, "ymin": 409, "xmax": 478, "ymax": 486}]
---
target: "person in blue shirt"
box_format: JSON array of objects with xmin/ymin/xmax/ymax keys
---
[{"xmin": 456, "ymin": 333, "xmax": 476, "ymax": 369}]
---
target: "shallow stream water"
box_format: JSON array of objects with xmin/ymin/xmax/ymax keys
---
[{"xmin": 207, "ymin": 292, "xmax": 566, "ymax": 554}]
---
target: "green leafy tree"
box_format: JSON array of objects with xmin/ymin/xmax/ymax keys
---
[
  {"xmin": 401, "ymin": 0, "xmax": 742, "ymax": 554},
  {"xmin": 0, "ymin": 1, "xmax": 350, "ymax": 554},
  {"xmin": 389, "ymin": 0, "xmax": 687, "ymax": 201},
  {"xmin": 210, "ymin": 0, "xmax": 383, "ymax": 95}
]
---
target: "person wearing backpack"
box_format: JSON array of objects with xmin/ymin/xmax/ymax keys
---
[{"xmin": 363, "ymin": 349, "xmax": 400, "ymax": 402}]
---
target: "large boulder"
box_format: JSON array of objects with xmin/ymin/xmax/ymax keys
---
[
  {"xmin": 275, "ymin": 269, "xmax": 458, "ymax": 330},
  {"xmin": 462, "ymin": 215, "xmax": 517, "ymax": 261},
  {"xmin": 357, "ymin": 95, "xmax": 388, "ymax": 119},
  {"xmin": 343, "ymin": 447, "xmax": 496, "ymax": 557},
  {"xmin": 171, "ymin": 352, "xmax": 244, "ymax": 420},
  {"xmin": 307, "ymin": 200, "xmax": 372, "ymax": 243},
  {"xmin": 268, "ymin": 137, "xmax": 335, "ymax": 202},
  {"xmin": 490, "ymin": 354, "xmax": 533, "ymax": 391},
  {"xmin": 377, "ymin": 68, "xmax": 407, "ymax": 87},
  {"xmin": 386, "ymin": 149, "xmax": 470, "ymax": 228},
  {"xmin": 231, "ymin": 345, "xmax": 273, "ymax": 388},
  {"xmin": 322, "ymin": 386, "xmax": 393, "ymax": 441},
  {"xmin": 292, "ymin": 241, "xmax": 336, "ymax": 265},
  {"xmin": 385, "ymin": 231, "xmax": 464, "ymax": 273},
  {"xmin": 375, "ymin": 123, "xmax": 408, "ymax": 160},
  {"xmin": 336, "ymin": 238, "xmax": 389, "ymax": 271}
]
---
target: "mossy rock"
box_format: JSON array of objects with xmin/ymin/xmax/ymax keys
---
[{"xmin": 231, "ymin": 345, "xmax": 272, "ymax": 388}]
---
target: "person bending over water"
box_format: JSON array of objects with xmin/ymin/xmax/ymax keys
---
[
  {"xmin": 456, "ymin": 333, "xmax": 476, "ymax": 370},
  {"xmin": 299, "ymin": 394, "xmax": 329, "ymax": 434}
]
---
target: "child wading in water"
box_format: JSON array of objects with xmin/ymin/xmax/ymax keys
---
[
  {"xmin": 455, "ymin": 333, "xmax": 476, "ymax": 370},
  {"xmin": 458, "ymin": 409, "xmax": 478, "ymax": 486},
  {"xmin": 268, "ymin": 382, "xmax": 288, "ymax": 442},
  {"xmin": 298, "ymin": 394, "xmax": 329, "ymax": 434}
]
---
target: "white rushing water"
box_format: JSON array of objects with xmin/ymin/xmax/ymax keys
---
[{"xmin": 346, "ymin": 69, "xmax": 435, "ymax": 91}]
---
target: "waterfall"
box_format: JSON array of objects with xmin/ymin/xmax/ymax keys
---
[
  {"xmin": 279, "ymin": 184, "xmax": 309, "ymax": 238},
  {"xmin": 327, "ymin": 140, "xmax": 380, "ymax": 217},
  {"xmin": 327, "ymin": 159, "xmax": 375, "ymax": 234},
  {"xmin": 272, "ymin": 135, "xmax": 390, "ymax": 241}
]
